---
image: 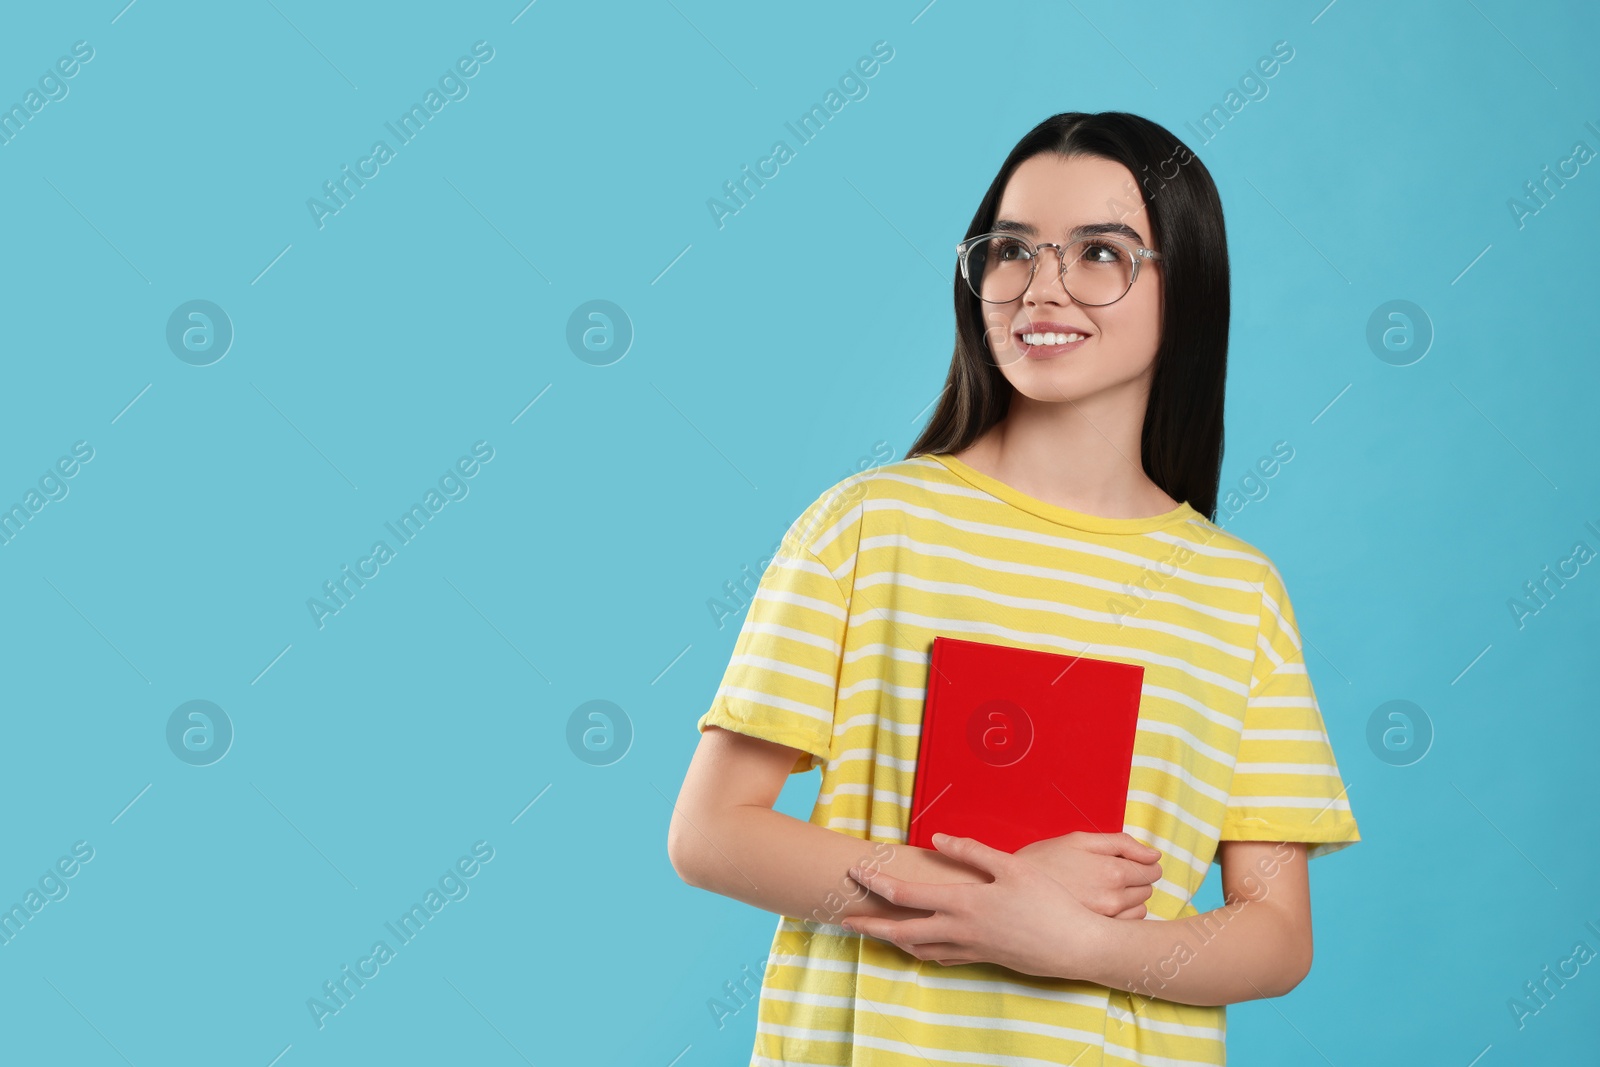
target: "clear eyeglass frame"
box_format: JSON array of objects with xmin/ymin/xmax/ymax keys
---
[{"xmin": 955, "ymin": 232, "xmax": 1164, "ymax": 306}]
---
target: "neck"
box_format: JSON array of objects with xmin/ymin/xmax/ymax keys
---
[{"xmin": 960, "ymin": 380, "xmax": 1175, "ymax": 519}]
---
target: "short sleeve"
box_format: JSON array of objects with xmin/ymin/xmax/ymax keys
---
[
  {"xmin": 696, "ymin": 482, "xmax": 862, "ymax": 775},
  {"xmin": 1219, "ymin": 562, "xmax": 1361, "ymax": 860}
]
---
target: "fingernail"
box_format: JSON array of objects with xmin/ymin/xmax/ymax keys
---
[{"xmin": 848, "ymin": 866, "xmax": 862, "ymax": 880}]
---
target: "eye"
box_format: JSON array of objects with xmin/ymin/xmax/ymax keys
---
[{"xmin": 994, "ymin": 238, "xmax": 1030, "ymax": 261}]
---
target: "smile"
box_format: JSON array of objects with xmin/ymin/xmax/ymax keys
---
[{"xmin": 1015, "ymin": 329, "xmax": 1090, "ymax": 357}]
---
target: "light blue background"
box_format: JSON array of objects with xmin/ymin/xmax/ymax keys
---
[{"xmin": 1, "ymin": 1, "xmax": 1596, "ymax": 1064}]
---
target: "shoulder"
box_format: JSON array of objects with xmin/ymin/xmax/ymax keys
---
[
  {"xmin": 1165, "ymin": 519, "xmax": 1309, "ymax": 664},
  {"xmin": 1163, "ymin": 514, "xmax": 1289, "ymax": 599},
  {"xmin": 778, "ymin": 455, "xmax": 950, "ymax": 562}
]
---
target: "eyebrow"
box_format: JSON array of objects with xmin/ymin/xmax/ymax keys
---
[{"xmin": 992, "ymin": 218, "xmax": 1148, "ymax": 245}]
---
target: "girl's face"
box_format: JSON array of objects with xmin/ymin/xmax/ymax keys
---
[{"xmin": 979, "ymin": 153, "xmax": 1163, "ymax": 407}]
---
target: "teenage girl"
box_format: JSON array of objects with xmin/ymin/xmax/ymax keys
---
[{"xmin": 670, "ymin": 111, "xmax": 1359, "ymax": 1067}]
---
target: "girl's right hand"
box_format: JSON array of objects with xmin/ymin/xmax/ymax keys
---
[{"xmin": 1013, "ymin": 832, "xmax": 1163, "ymax": 919}]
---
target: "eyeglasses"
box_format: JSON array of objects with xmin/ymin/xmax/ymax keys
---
[{"xmin": 955, "ymin": 232, "xmax": 1162, "ymax": 306}]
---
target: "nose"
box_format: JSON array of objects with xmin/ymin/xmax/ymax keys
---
[{"xmin": 1022, "ymin": 244, "xmax": 1076, "ymax": 305}]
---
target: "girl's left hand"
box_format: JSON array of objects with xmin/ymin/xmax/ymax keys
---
[{"xmin": 840, "ymin": 832, "xmax": 1108, "ymax": 978}]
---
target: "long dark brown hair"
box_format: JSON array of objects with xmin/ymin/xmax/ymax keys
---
[{"xmin": 905, "ymin": 111, "xmax": 1230, "ymax": 521}]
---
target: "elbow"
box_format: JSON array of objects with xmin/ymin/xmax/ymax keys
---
[
  {"xmin": 666, "ymin": 812, "xmax": 705, "ymax": 888},
  {"xmin": 1274, "ymin": 952, "xmax": 1312, "ymax": 998},
  {"xmin": 1265, "ymin": 932, "xmax": 1313, "ymax": 999}
]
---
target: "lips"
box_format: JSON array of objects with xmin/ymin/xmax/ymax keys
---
[
  {"xmin": 1015, "ymin": 321, "xmax": 1091, "ymax": 355},
  {"xmin": 1017, "ymin": 320, "xmax": 1090, "ymax": 338}
]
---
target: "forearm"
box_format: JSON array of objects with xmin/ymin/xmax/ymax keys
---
[
  {"xmin": 1070, "ymin": 894, "xmax": 1309, "ymax": 1006},
  {"xmin": 675, "ymin": 804, "xmax": 987, "ymax": 925}
]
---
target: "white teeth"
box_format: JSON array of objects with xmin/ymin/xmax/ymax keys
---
[{"xmin": 1022, "ymin": 331, "xmax": 1085, "ymax": 346}]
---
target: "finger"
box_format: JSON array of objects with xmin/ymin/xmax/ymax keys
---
[
  {"xmin": 1105, "ymin": 880, "xmax": 1153, "ymax": 910},
  {"xmin": 897, "ymin": 935, "xmax": 964, "ymax": 961},
  {"xmin": 1089, "ymin": 892, "xmax": 1126, "ymax": 919},
  {"xmin": 1115, "ymin": 857, "xmax": 1164, "ymax": 886},
  {"xmin": 1114, "ymin": 833, "xmax": 1163, "ymax": 862},
  {"xmin": 931, "ymin": 832, "xmax": 1016, "ymax": 877},
  {"xmin": 919, "ymin": 945, "xmax": 973, "ymax": 965},
  {"xmin": 848, "ymin": 863, "xmax": 950, "ymax": 913},
  {"xmin": 1113, "ymin": 904, "xmax": 1148, "ymax": 920},
  {"xmin": 1063, "ymin": 832, "xmax": 1124, "ymax": 856},
  {"xmin": 840, "ymin": 914, "xmax": 941, "ymax": 939},
  {"xmin": 1067, "ymin": 833, "xmax": 1161, "ymax": 863},
  {"xmin": 1117, "ymin": 884, "xmax": 1155, "ymax": 912},
  {"xmin": 842, "ymin": 914, "xmax": 948, "ymax": 950}
]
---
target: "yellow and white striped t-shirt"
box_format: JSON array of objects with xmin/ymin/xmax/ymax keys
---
[{"xmin": 696, "ymin": 452, "xmax": 1359, "ymax": 1067}]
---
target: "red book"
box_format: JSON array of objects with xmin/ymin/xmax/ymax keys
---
[{"xmin": 906, "ymin": 636, "xmax": 1146, "ymax": 854}]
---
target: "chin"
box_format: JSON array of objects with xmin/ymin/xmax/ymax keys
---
[
  {"xmin": 1002, "ymin": 365, "xmax": 1136, "ymax": 407},
  {"xmin": 1012, "ymin": 383, "xmax": 1098, "ymax": 405}
]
